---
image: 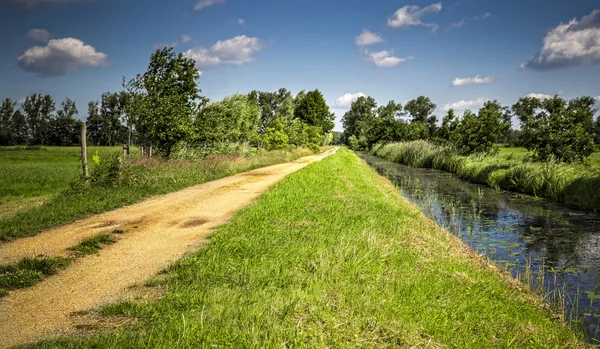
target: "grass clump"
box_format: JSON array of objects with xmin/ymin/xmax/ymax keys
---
[
  {"xmin": 27, "ymin": 148, "xmax": 588, "ymax": 348},
  {"xmin": 0, "ymin": 147, "xmax": 316, "ymax": 241},
  {"xmin": 69, "ymin": 234, "xmax": 116, "ymax": 257},
  {"xmin": 0, "ymin": 256, "xmax": 71, "ymax": 295},
  {"xmin": 374, "ymin": 141, "xmax": 600, "ymax": 211}
]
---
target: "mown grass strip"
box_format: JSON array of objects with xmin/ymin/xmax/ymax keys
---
[
  {"xmin": 69, "ymin": 234, "xmax": 117, "ymax": 257},
  {"xmin": 27, "ymin": 148, "xmax": 588, "ymax": 348},
  {"xmin": 0, "ymin": 148, "xmax": 315, "ymax": 242}
]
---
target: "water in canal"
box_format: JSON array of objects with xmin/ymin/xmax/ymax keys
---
[{"xmin": 359, "ymin": 152, "xmax": 600, "ymax": 343}]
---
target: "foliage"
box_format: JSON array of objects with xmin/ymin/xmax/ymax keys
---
[
  {"xmin": 341, "ymin": 95, "xmax": 377, "ymax": 141},
  {"xmin": 451, "ymin": 101, "xmax": 511, "ymax": 155},
  {"xmin": 47, "ymin": 98, "xmax": 82, "ymax": 146},
  {"xmin": 512, "ymin": 95, "xmax": 597, "ymax": 163},
  {"xmin": 262, "ymin": 118, "xmax": 289, "ymax": 150},
  {"xmin": 293, "ymin": 89, "xmax": 335, "ymax": 134},
  {"xmin": 195, "ymin": 94, "xmax": 260, "ymax": 146},
  {"xmin": 22, "ymin": 94, "xmax": 55, "ymax": 145},
  {"xmin": 404, "ymin": 96, "xmax": 437, "ymax": 137},
  {"xmin": 248, "ymin": 88, "xmax": 292, "ymax": 132},
  {"xmin": 127, "ymin": 47, "xmax": 202, "ymax": 156}
]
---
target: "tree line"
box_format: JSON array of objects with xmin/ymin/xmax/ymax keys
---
[
  {"xmin": 342, "ymin": 95, "xmax": 600, "ymax": 163},
  {"xmin": 0, "ymin": 47, "xmax": 336, "ymax": 155}
]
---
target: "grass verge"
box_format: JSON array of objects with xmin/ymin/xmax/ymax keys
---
[
  {"xmin": 0, "ymin": 257, "xmax": 71, "ymax": 296},
  {"xmin": 373, "ymin": 141, "xmax": 600, "ymax": 211},
  {"xmin": 0, "ymin": 148, "xmax": 315, "ymax": 242},
  {"xmin": 27, "ymin": 148, "xmax": 587, "ymax": 348},
  {"xmin": 69, "ymin": 234, "xmax": 117, "ymax": 257}
]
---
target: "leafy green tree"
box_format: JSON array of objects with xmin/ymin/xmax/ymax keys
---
[
  {"xmin": 404, "ymin": 96, "xmax": 437, "ymax": 137},
  {"xmin": 249, "ymin": 88, "xmax": 292, "ymax": 132},
  {"xmin": 0, "ymin": 98, "xmax": 16, "ymax": 145},
  {"xmin": 127, "ymin": 47, "xmax": 202, "ymax": 156},
  {"xmin": 263, "ymin": 118, "xmax": 289, "ymax": 150},
  {"xmin": 195, "ymin": 94, "xmax": 260, "ymax": 145},
  {"xmin": 377, "ymin": 100, "xmax": 403, "ymax": 120},
  {"xmin": 293, "ymin": 89, "xmax": 335, "ymax": 134},
  {"xmin": 86, "ymin": 101, "xmax": 106, "ymax": 145},
  {"xmin": 435, "ymin": 108, "xmax": 458, "ymax": 144},
  {"xmin": 513, "ymin": 95, "xmax": 596, "ymax": 162},
  {"xmin": 48, "ymin": 98, "xmax": 81, "ymax": 146},
  {"xmin": 22, "ymin": 94, "xmax": 55, "ymax": 145},
  {"xmin": 11, "ymin": 110, "xmax": 28, "ymax": 145},
  {"xmin": 347, "ymin": 135, "xmax": 359, "ymax": 150},
  {"xmin": 342, "ymin": 96, "xmax": 377, "ymax": 142},
  {"xmin": 594, "ymin": 116, "xmax": 600, "ymax": 145},
  {"xmin": 452, "ymin": 101, "xmax": 510, "ymax": 155}
]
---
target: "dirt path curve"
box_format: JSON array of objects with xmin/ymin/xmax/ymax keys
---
[{"xmin": 0, "ymin": 148, "xmax": 337, "ymax": 348}]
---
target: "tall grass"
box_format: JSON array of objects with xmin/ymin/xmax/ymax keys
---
[{"xmin": 373, "ymin": 141, "xmax": 600, "ymax": 211}]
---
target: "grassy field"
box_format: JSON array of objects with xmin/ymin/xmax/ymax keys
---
[
  {"xmin": 498, "ymin": 146, "xmax": 600, "ymax": 167},
  {"xmin": 28, "ymin": 148, "xmax": 587, "ymax": 348},
  {"xmin": 0, "ymin": 146, "xmax": 139, "ymax": 219},
  {"xmin": 374, "ymin": 142, "xmax": 600, "ymax": 211},
  {"xmin": 0, "ymin": 147, "xmax": 314, "ymax": 241}
]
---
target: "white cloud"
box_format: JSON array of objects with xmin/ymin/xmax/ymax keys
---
[
  {"xmin": 526, "ymin": 93, "xmax": 555, "ymax": 100},
  {"xmin": 236, "ymin": 18, "xmax": 245, "ymax": 25},
  {"xmin": 387, "ymin": 3, "xmax": 442, "ymax": 32},
  {"xmin": 367, "ymin": 50, "xmax": 407, "ymax": 67},
  {"xmin": 442, "ymin": 97, "xmax": 489, "ymax": 111},
  {"xmin": 184, "ymin": 35, "xmax": 263, "ymax": 69},
  {"xmin": 475, "ymin": 12, "xmax": 492, "ymax": 20},
  {"xmin": 451, "ymin": 75, "xmax": 493, "ymax": 86},
  {"xmin": 26, "ymin": 29, "xmax": 51, "ymax": 43},
  {"xmin": 194, "ymin": 0, "xmax": 225, "ymax": 11},
  {"xmin": 595, "ymin": 96, "xmax": 600, "ymax": 102},
  {"xmin": 449, "ymin": 20, "xmax": 465, "ymax": 29},
  {"xmin": 332, "ymin": 92, "xmax": 366, "ymax": 108},
  {"xmin": 355, "ymin": 29, "xmax": 384, "ymax": 46},
  {"xmin": 1, "ymin": 0, "xmax": 91, "ymax": 9},
  {"xmin": 523, "ymin": 9, "xmax": 600, "ymax": 70},
  {"xmin": 18, "ymin": 37, "xmax": 108, "ymax": 76},
  {"xmin": 448, "ymin": 12, "xmax": 492, "ymax": 31}
]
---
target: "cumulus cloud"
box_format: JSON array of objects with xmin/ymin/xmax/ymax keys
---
[
  {"xmin": 387, "ymin": 3, "xmax": 442, "ymax": 32},
  {"xmin": 184, "ymin": 35, "xmax": 263, "ymax": 69},
  {"xmin": 355, "ymin": 29, "xmax": 384, "ymax": 46},
  {"xmin": 18, "ymin": 37, "xmax": 108, "ymax": 76},
  {"xmin": 332, "ymin": 92, "xmax": 366, "ymax": 108},
  {"xmin": 1, "ymin": 0, "xmax": 91, "ymax": 9},
  {"xmin": 451, "ymin": 75, "xmax": 493, "ymax": 86},
  {"xmin": 236, "ymin": 18, "xmax": 245, "ymax": 25},
  {"xmin": 367, "ymin": 50, "xmax": 407, "ymax": 67},
  {"xmin": 526, "ymin": 93, "xmax": 555, "ymax": 100},
  {"xmin": 194, "ymin": 0, "xmax": 225, "ymax": 11},
  {"xmin": 596, "ymin": 96, "xmax": 600, "ymax": 102},
  {"xmin": 522, "ymin": 9, "xmax": 600, "ymax": 70},
  {"xmin": 26, "ymin": 29, "xmax": 51, "ymax": 43},
  {"xmin": 442, "ymin": 97, "xmax": 489, "ymax": 111}
]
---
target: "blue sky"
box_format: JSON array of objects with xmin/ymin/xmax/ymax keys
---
[{"xmin": 1, "ymin": 0, "xmax": 599, "ymax": 131}]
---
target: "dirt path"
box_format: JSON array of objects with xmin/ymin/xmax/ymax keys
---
[{"xmin": 0, "ymin": 148, "xmax": 337, "ymax": 348}]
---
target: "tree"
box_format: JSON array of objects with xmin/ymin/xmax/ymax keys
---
[
  {"xmin": 594, "ymin": 115, "xmax": 600, "ymax": 145},
  {"xmin": 22, "ymin": 94, "xmax": 55, "ymax": 145},
  {"xmin": 451, "ymin": 101, "xmax": 510, "ymax": 155},
  {"xmin": 436, "ymin": 108, "xmax": 458, "ymax": 145},
  {"xmin": 99, "ymin": 92, "xmax": 129, "ymax": 145},
  {"xmin": 404, "ymin": 96, "xmax": 437, "ymax": 137},
  {"xmin": 377, "ymin": 100, "xmax": 403, "ymax": 120},
  {"xmin": 48, "ymin": 98, "xmax": 81, "ymax": 146},
  {"xmin": 342, "ymin": 96, "xmax": 377, "ymax": 142},
  {"xmin": 127, "ymin": 47, "xmax": 202, "ymax": 156},
  {"xmin": 293, "ymin": 89, "xmax": 335, "ymax": 134},
  {"xmin": 86, "ymin": 101, "xmax": 106, "ymax": 145},
  {"xmin": 512, "ymin": 95, "xmax": 596, "ymax": 163},
  {"xmin": 195, "ymin": 94, "xmax": 260, "ymax": 145},
  {"xmin": 11, "ymin": 110, "xmax": 28, "ymax": 145},
  {"xmin": 263, "ymin": 118, "xmax": 289, "ymax": 150},
  {"xmin": 249, "ymin": 88, "xmax": 292, "ymax": 132},
  {"xmin": 0, "ymin": 98, "xmax": 16, "ymax": 145}
]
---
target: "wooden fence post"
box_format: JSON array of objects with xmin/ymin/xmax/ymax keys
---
[{"xmin": 81, "ymin": 124, "xmax": 88, "ymax": 181}]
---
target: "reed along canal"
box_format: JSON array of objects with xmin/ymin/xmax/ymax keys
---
[{"xmin": 360, "ymin": 152, "xmax": 600, "ymax": 343}]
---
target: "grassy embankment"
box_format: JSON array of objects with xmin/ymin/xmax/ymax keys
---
[
  {"xmin": 28, "ymin": 148, "xmax": 587, "ymax": 348},
  {"xmin": 373, "ymin": 141, "xmax": 600, "ymax": 211},
  {"xmin": 0, "ymin": 146, "xmax": 315, "ymax": 241}
]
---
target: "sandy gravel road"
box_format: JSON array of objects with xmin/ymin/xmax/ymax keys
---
[{"xmin": 0, "ymin": 147, "xmax": 337, "ymax": 348}]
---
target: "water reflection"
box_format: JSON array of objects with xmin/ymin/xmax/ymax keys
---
[{"xmin": 359, "ymin": 152, "xmax": 600, "ymax": 343}]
